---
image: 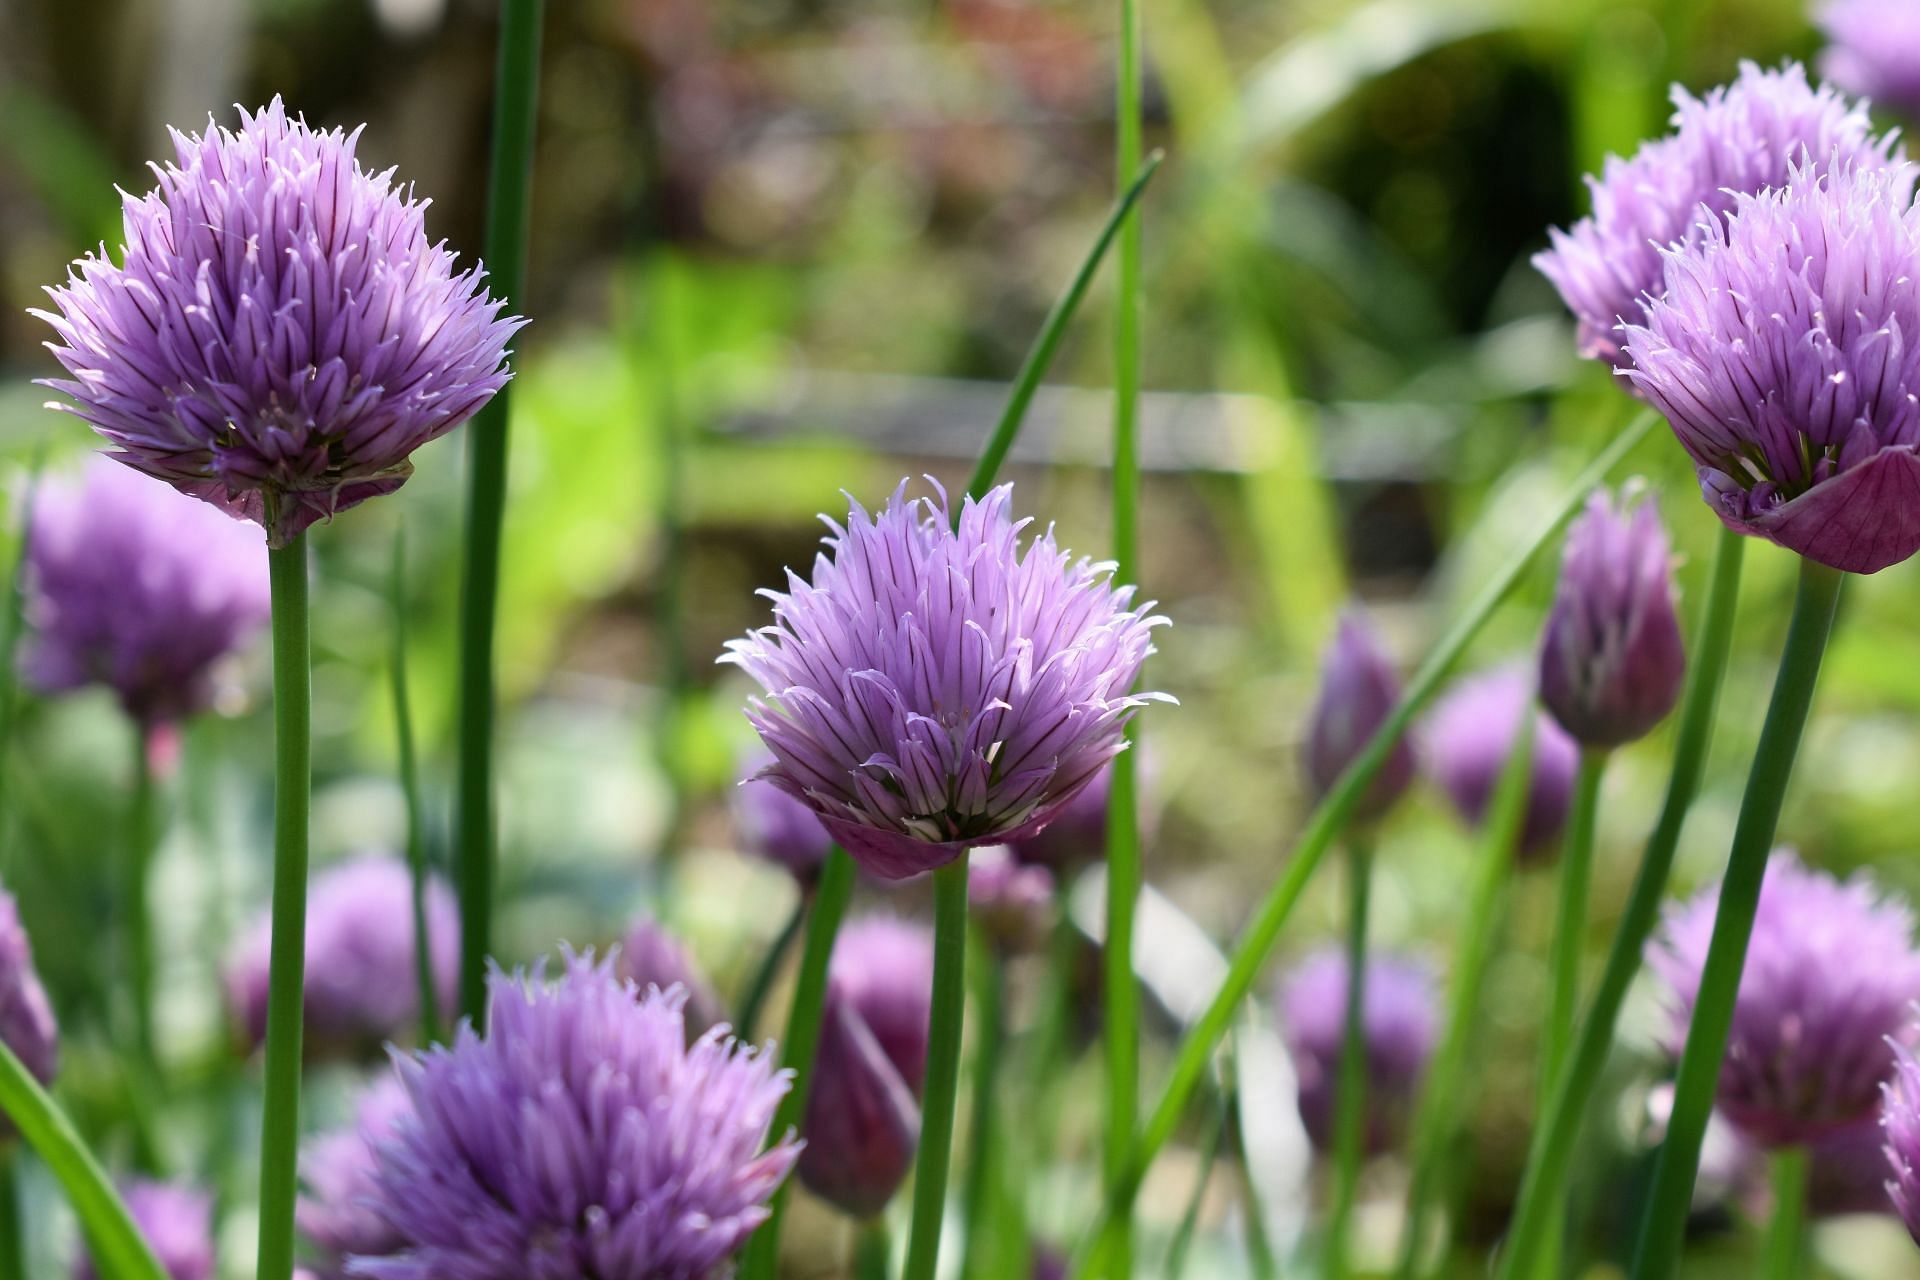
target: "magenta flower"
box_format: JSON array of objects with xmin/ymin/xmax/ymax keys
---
[
  {"xmin": 1623, "ymin": 162, "xmax": 1920, "ymax": 574},
  {"xmin": 1423, "ymin": 666, "xmax": 1580, "ymax": 861},
  {"xmin": 616, "ymin": 915, "xmax": 724, "ymax": 1039},
  {"xmin": 0, "ymin": 879, "xmax": 56, "ymax": 1136},
  {"xmin": 1886, "ymin": 1034, "xmax": 1920, "ymax": 1242},
  {"xmin": 1820, "ymin": 0, "xmax": 1920, "ymax": 121},
  {"xmin": 33, "ymin": 99, "xmax": 521, "ymax": 546},
  {"xmin": 724, "ymin": 480, "xmax": 1169, "ymax": 880},
  {"xmin": 1537, "ymin": 61, "xmax": 1895, "ymax": 370},
  {"xmin": 298, "ymin": 1076, "xmax": 411, "ymax": 1279},
  {"xmin": 1278, "ymin": 948, "xmax": 1437, "ymax": 1154},
  {"xmin": 1539, "ymin": 488, "xmax": 1685, "ymax": 749},
  {"xmin": 75, "ymin": 1181, "xmax": 215, "ymax": 1280},
  {"xmin": 1304, "ymin": 609, "xmax": 1415, "ymax": 820}
]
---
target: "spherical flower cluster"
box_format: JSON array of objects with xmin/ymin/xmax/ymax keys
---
[
  {"xmin": 1277, "ymin": 948, "xmax": 1438, "ymax": 1154},
  {"xmin": 723, "ymin": 480, "xmax": 1169, "ymax": 880},
  {"xmin": 24, "ymin": 458, "xmax": 268, "ymax": 726},
  {"xmin": 1304, "ymin": 609, "xmax": 1415, "ymax": 820},
  {"xmin": 1537, "ymin": 61, "xmax": 1895, "ymax": 369},
  {"xmin": 1885, "ymin": 1035, "xmax": 1920, "ymax": 1242},
  {"xmin": 1623, "ymin": 162, "xmax": 1920, "ymax": 574},
  {"xmin": 225, "ymin": 854, "xmax": 459, "ymax": 1058},
  {"xmin": 1423, "ymin": 666, "xmax": 1579, "ymax": 861},
  {"xmin": 1651, "ymin": 852, "xmax": 1920, "ymax": 1146},
  {"xmin": 1539, "ymin": 488, "xmax": 1686, "ymax": 749},
  {"xmin": 0, "ymin": 877, "xmax": 57, "ymax": 1098},
  {"xmin": 351, "ymin": 955, "xmax": 799, "ymax": 1279},
  {"xmin": 33, "ymin": 98, "xmax": 521, "ymax": 546},
  {"xmin": 298, "ymin": 1076, "xmax": 411, "ymax": 1279},
  {"xmin": 616, "ymin": 914, "xmax": 724, "ymax": 1038},
  {"xmin": 732, "ymin": 753, "xmax": 834, "ymax": 880},
  {"xmin": 1820, "ymin": 0, "xmax": 1920, "ymax": 122},
  {"xmin": 75, "ymin": 1180, "xmax": 215, "ymax": 1280}
]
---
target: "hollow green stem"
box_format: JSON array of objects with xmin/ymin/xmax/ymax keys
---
[
  {"xmin": 1763, "ymin": 1146, "xmax": 1809, "ymax": 1280},
  {"xmin": 254, "ymin": 533, "xmax": 312, "ymax": 1280},
  {"xmin": 0, "ymin": 454, "xmax": 45, "ymax": 855},
  {"xmin": 736, "ymin": 894, "xmax": 807, "ymax": 1040},
  {"xmin": 1324, "ymin": 837, "xmax": 1373, "ymax": 1280},
  {"xmin": 962, "ymin": 939, "xmax": 1008, "ymax": 1280},
  {"xmin": 126, "ymin": 723, "xmax": 157, "ymax": 1074},
  {"xmin": 0, "ymin": 1143, "xmax": 22, "ymax": 1280},
  {"xmin": 855, "ymin": 1219, "xmax": 892, "ymax": 1280},
  {"xmin": 390, "ymin": 529, "xmax": 440, "ymax": 1046},
  {"xmin": 737, "ymin": 847, "xmax": 855, "ymax": 1280},
  {"xmin": 1103, "ymin": 743, "xmax": 1141, "ymax": 1280},
  {"xmin": 1494, "ymin": 525, "xmax": 1745, "ymax": 1280},
  {"xmin": 1066, "ymin": 410, "xmax": 1663, "ymax": 1280},
  {"xmin": 903, "ymin": 858, "xmax": 972, "ymax": 1280},
  {"xmin": 1630, "ymin": 559, "xmax": 1844, "ymax": 1280},
  {"xmin": 453, "ymin": 0, "xmax": 545, "ymax": 1028}
]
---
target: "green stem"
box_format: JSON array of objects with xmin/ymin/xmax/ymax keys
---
[
  {"xmin": 0, "ymin": 1143, "xmax": 22, "ymax": 1280},
  {"xmin": 0, "ymin": 1037, "xmax": 165, "ymax": 1280},
  {"xmin": 1103, "ymin": 745, "xmax": 1142, "ymax": 1280},
  {"xmin": 736, "ymin": 894, "xmax": 807, "ymax": 1040},
  {"xmin": 390, "ymin": 529, "xmax": 440, "ymax": 1046},
  {"xmin": 1763, "ymin": 1147, "xmax": 1809, "ymax": 1280},
  {"xmin": 0, "ymin": 452, "xmax": 46, "ymax": 858},
  {"xmin": 1066, "ymin": 409, "xmax": 1664, "ymax": 1280},
  {"xmin": 903, "ymin": 858, "xmax": 972, "ymax": 1280},
  {"xmin": 453, "ymin": 0, "xmax": 545, "ymax": 1028},
  {"xmin": 126, "ymin": 723, "xmax": 156, "ymax": 1074},
  {"xmin": 855, "ymin": 1219, "xmax": 893, "ymax": 1280},
  {"xmin": 1162, "ymin": 1092, "xmax": 1228, "ymax": 1280},
  {"xmin": 737, "ymin": 847, "xmax": 855, "ymax": 1280},
  {"xmin": 254, "ymin": 533, "xmax": 312, "ymax": 1280},
  {"xmin": 1324, "ymin": 838, "xmax": 1373, "ymax": 1280},
  {"xmin": 1494, "ymin": 525, "xmax": 1745, "ymax": 1280},
  {"xmin": 1630, "ymin": 559, "xmax": 1843, "ymax": 1280},
  {"xmin": 962, "ymin": 940, "xmax": 1007, "ymax": 1280}
]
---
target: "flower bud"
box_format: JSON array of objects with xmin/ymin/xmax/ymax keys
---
[
  {"xmin": 1305, "ymin": 609, "xmax": 1415, "ymax": 820},
  {"xmin": 1424, "ymin": 666, "xmax": 1580, "ymax": 862}
]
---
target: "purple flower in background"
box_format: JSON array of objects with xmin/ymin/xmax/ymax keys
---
[
  {"xmin": 226, "ymin": 854, "xmax": 458, "ymax": 1059},
  {"xmin": 351, "ymin": 957, "xmax": 797, "ymax": 1279},
  {"xmin": 616, "ymin": 914, "xmax": 724, "ymax": 1038},
  {"xmin": 1820, "ymin": 0, "xmax": 1920, "ymax": 121},
  {"xmin": 1623, "ymin": 162, "xmax": 1920, "ymax": 574},
  {"xmin": 1652, "ymin": 852, "xmax": 1920, "ymax": 1147},
  {"xmin": 1006, "ymin": 758, "xmax": 1133, "ymax": 871},
  {"xmin": 24, "ymin": 458, "xmax": 268, "ymax": 726},
  {"xmin": 723, "ymin": 480, "xmax": 1169, "ymax": 880},
  {"xmin": 1885, "ymin": 1035, "xmax": 1920, "ymax": 1242},
  {"xmin": 1537, "ymin": 60, "xmax": 1895, "ymax": 369},
  {"xmin": 1539, "ymin": 488, "xmax": 1685, "ymax": 749},
  {"xmin": 1278, "ymin": 948, "xmax": 1437, "ymax": 1154},
  {"xmin": 33, "ymin": 99, "xmax": 521, "ymax": 546},
  {"xmin": 298, "ymin": 1076, "xmax": 411, "ymax": 1279},
  {"xmin": 1423, "ymin": 667, "xmax": 1579, "ymax": 861},
  {"xmin": 0, "ymin": 877, "xmax": 57, "ymax": 1098},
  {"xmin": 1304, "ymin": 608, "xmax": 1415, "ymax": 820},
  {"xmin": 1807, "ymin": 1117, "xmax": 1896, "ymax": 1217},
  {"xmin": 75, "ymin": 1181, "xmax": 215, "ymax": 1280},
  {"xmin": 828, "ymin": 917, "xmax": 936, "ymax": 1092},
  {"xmin": 968, "ymin": 845, "xmax": 1055, "ymax": 952},
  {"xmin": 732, "ymin": 752, "xmax": 833, "ymax": 881}
]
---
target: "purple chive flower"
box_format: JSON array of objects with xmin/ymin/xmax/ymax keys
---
[
  {"xmin": 1622, "ymin": 162, "xmax": 1920, "ymax": 574},
  {"xmin": 1423, "ymin": 666, "xmax": 1580, "ymax": 861},
  {"xmin": 33, "ymin": 99, "xmax": 521, "ymax": 547},
  {"xmin": 75, "ymin": 1181, "xmax": 215, "ymax": 1280},
  {"xmin": 1807, "ymin": 1117, "xmax": 1896, "ymax": 1217},
  {"xmin": 1537, "ymin": 60, "xmax": 1896, "ymax": 370},
  {"xmin": 1539, "ymin": 488, "xmax": 1686, "ymax": 749},
  {"xmin": 723, "ymin": 480, "xmax": 1170, "ymax": 881},
  {"xmin": 351, "ymin": 956, "xmax": 798, "ymax": 1279},
  {"xmin": 298, "ymin": 1076, "xmax": 411, "ymax": 1279},
  {"xmin": 1651, "ymin": 852, "xmax": 1920, "ymax": 1147},
  {"xmin": 968, "ymin": 845, "xmax": 1055, "ymax": 952},
  {"xmin": 1820, "ymin": 0, "xmax": 1920, "ymax": 122},
  {"xmin": 1006, "ymin": 757, "xmax": 1128, "ymax": 871},
  {"xmin": 225, "ymin": 854, "xmax": 459, "ymax": 1059},
  {"xmin": 827, "ymin": 917, "xmax": 936, "ymax": 1092},
  {"xmin": 0, "ymin": 877, "xmax": 57, "ymax": 1098},
  {"xmin": 1885, "ymin": 1036, "xmax": 1920, "ymax": 1241},
  {"xmin": 24, "ymin": 458, "xmax": 269, "ymax": 727},
  {"xmin": 732, "ymin": 752, "xmax": 834, "ymax": 881},
  {"xmin": 1304, "ymin": 609, "xmax": 1416, "ymax": 820},
  {"xmin": 616, "ymin": 914, "xmax": 724, "ymax": 1039},
  {"xmin": 1277, "ymin": 948, "xmax": 1437, "ymax": 1155}
]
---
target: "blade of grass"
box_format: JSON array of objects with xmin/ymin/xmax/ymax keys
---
[
  {"xmin": 391, "ymin": 527, "xmax": 441, "ymax": 1046},
  {"xmin": 0, "ymin": 450, "xmax": 48, "ymax": 857}
]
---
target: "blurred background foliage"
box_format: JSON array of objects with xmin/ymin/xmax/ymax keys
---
[{"xmin": 4, "ymin": 0, "xmax": 1918, "ymax": 1275}]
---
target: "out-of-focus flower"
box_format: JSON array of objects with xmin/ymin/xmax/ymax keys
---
[
  {"xmin": 0, "ymin": 878, "xmax": 57, "ymax": 1094},
  {"xmin": 1537, "ymin": 61, "xmax": 1896, "ymax": 369},
  {"xmin": 352, "ymin": 956, "xmax": 798, "ymax": 1279},
  {"xmin": 225, "ymin": 854, "xmax": 458, "ymax": 1059},
  {"xmin": 1885, "ymin": 1035, "xmax": 1920, "ymax": 1241},
  {"xmin": 1031, "ymin": 1245, "xmax": 1068, "ymax": 1280},
  {"xmin": 828, "ymin": 917, "xmax": 936, "ymax": 1092},
  {"xmin": 723, "ymin": 480, "xmax": 1169, "ymax": 880},
  {"xmin": 1304, "ymin": 609, "xmax": 1415, "ymax": 820},
  {"xmin": 1807, "ymin": 1117, "xmax": 1895, "ymax": 1217},
  {"xmin": 1820, "ymin": 0, "xmax": 1920, "ymax": 121},
  {"xmin": 74, "ymin": 1181, "xmax": 215, "ymax": 1280},
  {"xmin": 1651, "ymin": 852, "xmax": 1920, "ymax": 1146},
  {"xmin": 24, "ymin": 458, "xmax": 268, "ymax": 727},
  {"xmin": 33, "ymin": 99, "xmax": 521, "ymax": 546},
  {"xmin": 616, "ymin": 914, "xmax": 724, "ymax": 1038},
  {"xmin": 732, "ymin": 752, "xmax": 834, "ymax": 881},
  {"xmin": 1006, "ymin": 758, "xmax": 1132, "ymax": 871},
  {"xmin": 1277, "ymin": 948, "xmax": 1437, "ymax": 1154},
  {"xmin": 1623, "ymin": 162, "xmax": 1920, "ymax": 575},
  {"xmin": 1539, "ymin": 488, "xmax": 1686, "ymax": 749},
  {"xmin": 968, "ymin": 845, "xmax": 1054, "ymax": 952},
  {"xmin": 298, "ymin": 1076, "xmax": 411, "ymax": 1278},
  {"xmin": 1423, "ymin": 667, "xmax": 1580, "ymax": 861}
]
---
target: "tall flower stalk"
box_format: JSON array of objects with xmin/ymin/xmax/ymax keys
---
[
  {"xmin": 1324, "ymin": 838, "xmax": 1372, "ymax": 1278},
  {"xmin": 389, "ymin": 529, "xmax": 440, "ymax": 1046}
]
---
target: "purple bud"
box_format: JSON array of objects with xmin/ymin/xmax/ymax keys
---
[
  {"xmin": 616, "ymin": 914, "xmax": 725, "ymax": 1039},
  {"xmin": 75, "ymin": 1181, "xmax": 214, "ymax": 1280},
  {"xmin": 1277, "ymin": 948, "xmax": 1437, "ymax": 1154},
  {"xmin": 829, "ymin": 917, "xmax": 935, "ymax": 1094},
  {"xmin": 968, "ymin": 846, "xmax": 1055, "ymax": 953},
  {"xmin": 732, "ymin": 752, "xmax": 834, "ymax": 881},
  {"xmin": 1304, "ymin": 609, "xmax": 1415, "ymax": 819},
  {"xmin": 798, "ymin": 996, "xmax": 921, "ymax": 1218},
  {"xmin": 1539, "ymin": 488, "xmax": 1686, "ymax": 749},
  {"xmin": 1885, "ymin": 1034, "xmax": 1920, "ymax": 1242},
  {"xmin": 1423, "ymin": 666, "xmax": 1580, "ymax": 862},
  {"xmin": 0, "ymin": 878, "xmax": 57, "ymax": 1101},
  {"xmin": 297, "ymin": 1076, "xmax": 411, "ymax": 1277},
  {"xmin": 1006, "ymin": 757, "xmax": 1154, "ymax": 872},
  {"xmin": 1031, "ymin": 1246, "xmax": 1068, "ymax": 1280},
  {"xmin": 1820, "ymin": 0, "xmax": 1920, "ymax": 122}
]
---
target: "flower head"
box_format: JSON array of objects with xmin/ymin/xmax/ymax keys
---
[
  {"xmin": 616, "ymin": 915, "xmax": 724, "ymax": 1039},
  {"xmin": 1278, "ymin": 948, "xmax": 1437, "ymax": 1154},
  {"xmin": 1537, "ymin": 61, "xmax": 1895, "ymax": 369},
  {"xmin": 1304, "ymin": 609, "xmax": 1415, "ymax": 820},
  {"xmin": 1423, "ymin": 666, "xmax": 1580, "ymax": 861},
  {"xmin": 226, "ymin": 854, "xmax": 459, "ymax": 1059},
  {"xmin": 298, "ymin": 1076, "xmax": 411, "ymax": 1279},
  {"xmin": 0, "ymin": 877, "xmax": 57, "ymax": 1096},
  {"xmin": 968, "ymin": 845, "xmax": 1055, "ymax": 952},
  {"xmin": 1623, "ymin": 162, "xmax": 1920, "ymax": 574},
  {"xmin": 1539, "ymin": 488, "xmax": 1686, "ymax": 748},
  {"xmin": 351, "ymin": 955, "xmax": 799, "ymax": 1279},
  {"xmin": 1820, "ymin": 0, "xmax": 1920, "ymax": 122},
  {"xmin": 732, "ymin": 752, "xmax": 834, "ymax": 881},
  {"xmin": 24, "ymin": 458, "xmax": 268, "ymax": 726},
  {"xmin": 1885, "ymin": 1034, "xmax": 1920, "ymax": 1241},
  {"xmin": 34, "ymin": 99, "xmax": 521, "ymax": 546},
  {"xmin": 1651, "ymin": 852, "xmax": 1920, "ymax": 1146},
  {"xmin": 723, "ymin": 480, "xmax": 1169, "ymax": 880},
  {"xmin": 75, "ymin": 1181, "xmax": 215, "ymax": 1280}
]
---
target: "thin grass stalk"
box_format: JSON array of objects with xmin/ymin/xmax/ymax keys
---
[
  {"xmin": 902, "ymin": 858, "xmax": 972, "ymax": 1280},
  {"xmin": 1762, "ymin": 1146, "xmax": 1809, "ymax": 1280},
  {"xmin": 855, "ymin": 1220, "xmax": 892, "ymax": 1280},
  {"xmin": 1162, "ymin": 1090, "xmax": 1229, "ymax": 1280},
  {"xmin": 1323, "ymin": 837, "xmax": 1373, "ymax": 1279},
  {"xmin": 390, "ymin": 528, "xmax": 440, "ymax": 1045}
]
